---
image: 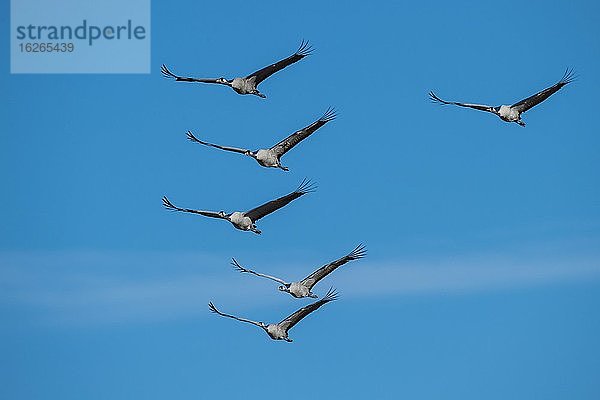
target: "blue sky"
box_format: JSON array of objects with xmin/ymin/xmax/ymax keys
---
[{"xmin": 1, "ymin": 0, "xmax": 600, "ymax": 399}]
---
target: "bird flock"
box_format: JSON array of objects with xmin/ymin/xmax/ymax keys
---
[{"xmin": 162, "ymin": 41, "xmax": 574, "ymax": 342}]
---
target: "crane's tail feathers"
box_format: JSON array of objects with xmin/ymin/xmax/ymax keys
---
[
  {"xmin": 296, "ymin": 178, "xmax": 317, "ymax": 194},
  {"xmin": 319, "ymin": 107, "xmax": 338, "ymax": 123},
  {"xmin": 347, "ymin": 243, "xmax": 367, "ymax": 260},
  {"xmin": 296, "ymin": 39, "xmax": 314, "ymax": 57}
]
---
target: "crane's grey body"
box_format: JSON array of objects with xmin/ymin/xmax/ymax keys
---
[
  {"xmin": 230, "ymin": 76, "xmax": 260, "ymax": 96},
  {"xmin": 208, "ymin": 288, "xmax": 338, "ymax": 342},
  {"xmin": 429, "ymin": 68, "xmax": 575, "ymax": 127},
  {"xmin": 254, "ymin": 149, "xmax": 280, "ymax": 168},
  {"xmin": 265, "ymin": 324, "xmax": 288, "ymax": 341},
  {"xmin": 228, "ymin": 212, "xmax": 255, "ymax": 232},
  {"xmin": 185, "ymin": 108, "xmax": 336, "ymax": 172},
  {"xmin": 161, "ymin": 41, "xmax": 313, "ymax": 98},
  {"xmin": 287, "ymin": 282, "xmax": 313, "ymax": 298},
  {"xmin": 162, "ymin": 179, "xmax": 315, "ymax": 234},
  {"xmin": 497, "ymin": 105, "xmax": 520, "ymax": 123},
  {"xmin": 231, "ymin": 244, "xmax": 366, "ymax": 298}
]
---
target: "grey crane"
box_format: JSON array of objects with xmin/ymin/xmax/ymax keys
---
[
  {"xmin": 208, "ymin": 288, "xmax": 338, "ymax": 342},
  {"xmin": 161, "ymin": 40, "xmax": 313, "ymax": 98},
  {"xmin": 429, "ymin": 68, "xmax": 575, "ymax": 126},
  {"xmin": 231, "ymin": 244, "xmax": 366, "ymax": 298},
  {"xmin": 162, "ymin": 179, "xmax": 315, "ymax": 234},
  {"xmin": 186, "ymin": 108, "xmax": 336, "ymax": 171}
]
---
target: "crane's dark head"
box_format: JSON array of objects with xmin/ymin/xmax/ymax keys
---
[
  {"xmin": 278, "ymin": 283, "xmax": 290, "ymax": 293},
  {"xmin": 258, "ymin": 322, "xmax": 268, "ymax": 330}
]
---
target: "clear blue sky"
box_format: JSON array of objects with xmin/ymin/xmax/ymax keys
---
[{"xmin": 2, "ymin": 1, "xmax": 600, "ymax": 399}]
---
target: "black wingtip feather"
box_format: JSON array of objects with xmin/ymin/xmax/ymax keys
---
[
  {"xmin": 186, "ymin": 130, "xmax": 202, "ymax": 143},
  {"xmin": 320, "ymin": 107, "xmax": 338, "ymax": 122},
  {"xmin": 296, "ymin": 39, "xmax": 314, "ymax": 57},
  {"xmin": 231, "ymin": 258, "xmax": 245, "ymax": 272},
  {"xmin": 560, "ymin": 67, "xmax": 577, "ymax": 85},
  {"xmin": 296, "ymin": 178, "xmax": 317, "ymax": 194},
  {"xmin": 162, "ymin": 196, "xmax": 178, "ymax": 210},
  {"xmin": 161, "ymin": 64, "xmax": 178, "ymax": 79},
  {"xmin": 348, "ymin": 243, "xmax": 367, "ymax": 260},
  {"xmin": 429, "ymin": 91, "xmax": 448, "ymax": 105},
  {"xmin": 322, "ymin": 287, "xmax": 339, "ymax": 302}
]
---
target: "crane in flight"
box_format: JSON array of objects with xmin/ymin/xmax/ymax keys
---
[
  {"xmin": 429, "ymin": 68, "xmax": 575, "ymax": 126},
  {"xmin": 161, "ymin": 40, "xmax": 313, "ymax": 98}
]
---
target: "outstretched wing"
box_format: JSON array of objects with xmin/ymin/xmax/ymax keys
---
[
  {"xmin": 429, "ymin": 91, "xmax": 497, "ymax": 114},
  {"xmin": 161, "ymin": 64, "xmax": 226, "ymax": 84},
  {"xmin": 162, "ymin": 196, "xmax": 227, "ymax": 219},
  {"xmin": 208, "ymin": 302, "xmax": 264, "ymax": 328},
  {"xmin": 231, "ymin": 258, "xmax": 288, "ymax": 285},
  {"xmin": 278, "ymin": 288, "xmax": 338, "ymax": 332},
  {"xmin": 270, "ymin": 107, "xmax": 337, "ymax": 157},
  {"xmin": 187, "ymin": 131, "xmax": 250, "ymax": 155},
  {"xmin": 244, "ymin": 179, "xmax": 316, "ymax": 222},
  {"xmin": 246, "ymin": 40, "xmax": 313, "ymax": 85},
  {"xmin": 300, "ymin": 244, "xmax": 366, "ymax": 290},
  {"xmin": 511, "ymin": 68, "xmax": 575, "ymax": 113}
]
